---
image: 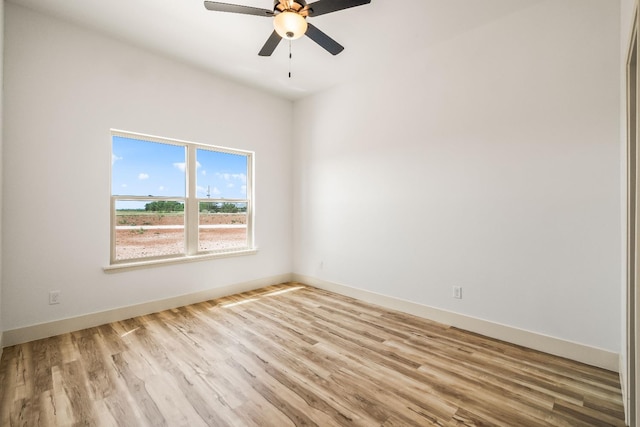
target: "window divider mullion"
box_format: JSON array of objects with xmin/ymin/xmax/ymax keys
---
[{"xmin": 186, "ymin": 145, "xmax": 198, "ymax": 255}]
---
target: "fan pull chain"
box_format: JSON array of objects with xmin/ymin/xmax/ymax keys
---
[{"xmin": 288, "ymin": 40, "xmax": 292, "ymax": 78}]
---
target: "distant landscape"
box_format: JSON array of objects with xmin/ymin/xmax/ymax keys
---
[{"xmin": 114, "ymin": 211, "xmax": 247, "ymax": 261}]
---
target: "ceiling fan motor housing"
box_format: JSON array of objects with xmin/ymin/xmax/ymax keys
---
[{"xmin": 273, "ymin": 0, "xmax": 307, "ymax": 13}]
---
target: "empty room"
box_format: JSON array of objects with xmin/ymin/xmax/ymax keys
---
[{"xmin": 0, "ymin": 0, "xmax": 638, "ymax": 425}]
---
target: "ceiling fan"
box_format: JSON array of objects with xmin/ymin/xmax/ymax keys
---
[{"xmin": 204, "ymin": 0, "xmax": 371, "ymax": 56}]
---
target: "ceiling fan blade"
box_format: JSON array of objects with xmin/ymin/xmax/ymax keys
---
[
  {"xmin": 305, "ymin": 23, "xmax": 344, "ymax": 55},
  {"xmin": 306, "ymin": 0, "xmax": 371, "ymax": 17},
  {"xmin": 258, "ymin": 31, "xmax": 283, "ymax": 56},
  {"xmin": 204, "ymin": 1, "xmax": 274, "ymax": 17}
]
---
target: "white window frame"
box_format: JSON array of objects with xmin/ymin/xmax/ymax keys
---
[{"xmin": 107, "ymin": 129, "xmax": 255, "ymax": 270}]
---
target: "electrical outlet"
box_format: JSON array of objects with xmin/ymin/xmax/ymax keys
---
[
  {"xmin": 49, "ymin": 290, "xmax": 61, "ymax": 305},
  {"xmin": 453, "ymin": 286, "xmax": 462, "ymax": 299}
]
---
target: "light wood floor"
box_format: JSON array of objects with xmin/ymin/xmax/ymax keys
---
[{"xmin": 0, "ymin": 283, "xmax": 627, "ymax": 426}]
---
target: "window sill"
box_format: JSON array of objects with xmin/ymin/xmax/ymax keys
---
[{"xmin": 103, "ymin": 248, "xmax": 258, "ymax": 273}]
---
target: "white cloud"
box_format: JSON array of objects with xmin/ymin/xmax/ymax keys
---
[
  {"xmin": 197, "ymin": 185, "xmax": 221, "ymax": 197},
  {"xmin": 232, "ymin": 173, "xmax": 247, "ymax": 183},
  {"xmin": 202, "ymin": 170, "xmax": 207, "ymax": 176},
  {"xmin": 112, "ymin": 153, "xmax": 122, "ymax": 165},
  {"xmin": 227, "ymin": 183, "xmax": 234, "ymax": 188},
  {"xmin": 138, "ymin": 173, "xmax": 149, "ymax": 180},
  {"xmin": 216, "ymin": 172, "xmax": 247, "ymax": 183},
  {"xmin": 158, "ymin": 186, "xmax": 165, "ymax": 191},
  {"xmin": 121, "ymin": 184, "xmax": 128, "ymax": 188},
  {"xmin": 241, "ymin": 185, "xmax": 247, "ymax": 193},
  {"xmin": 174, "ymin": 161, "xmax": 200, "ymax": 172}
]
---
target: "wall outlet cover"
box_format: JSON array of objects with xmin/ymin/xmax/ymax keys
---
[{"xmin": 49, "ymin": 290, "xmax": 61, "ymax": 305}]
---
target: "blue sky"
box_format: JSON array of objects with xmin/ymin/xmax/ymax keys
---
[{"xmin": 112, "ymin": 136, "xmax": 248, "ymax": 208}]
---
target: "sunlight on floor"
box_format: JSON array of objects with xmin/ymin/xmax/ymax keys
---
[
  {"xmin": 221, "ymin": 298, "xmax": 259, "ymax": 308},
  {"xmin": 218, "ymin": 285, "xmax": 305, "ymax": 309},
  {"xmin": 120, "ymin": 327, "xmax": 139, "ymax": 338},
  {"xmin": 262, "ymin": 286, "xmax": 304, "ymax": 297}
]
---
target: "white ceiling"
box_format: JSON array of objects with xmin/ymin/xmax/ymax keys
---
[{"xmin": 7, "ymin": 0, "xmax": 540, "ymax": 100}]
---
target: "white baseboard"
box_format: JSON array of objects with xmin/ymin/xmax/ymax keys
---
[
  {"xmin": 2, "ymin": 273, "xmax": 293, "ymax": 347},
  {"xmin": 1, "ymin": 272, "xmax": 620, "ymax": 373},
  {"xmin": 293, "ymin": 274, "xmax": 620, "ymax": 372}
]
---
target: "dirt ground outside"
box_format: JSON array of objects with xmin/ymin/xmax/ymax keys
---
[{"xmin": 114, "ymin": 212, "xmax": 247, "ymax": 261}]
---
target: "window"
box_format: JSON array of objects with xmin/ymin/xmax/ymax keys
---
[{"xmin": 110, "ymin": 130, "xmax": 253, "ymax": 265}]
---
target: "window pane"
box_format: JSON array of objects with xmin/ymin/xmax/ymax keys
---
[
  {"xmin": 112, "ymin": 136, "xmax": 186, "ymax": 197},
  {"xmin": 196, "ymin": 149, "xmax": 248, "ymax": 199},
  {"xmin": 199, "ymin": 202, "xmax": 247, "ymax": 252},
  {"xmin": 114, "ymin": 200, "xmax": 185, "ymax": 261}
]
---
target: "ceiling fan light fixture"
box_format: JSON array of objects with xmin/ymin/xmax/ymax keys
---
[{"xmin": 274, "ymin": 11, "xmax": 307, "ymax": 40}]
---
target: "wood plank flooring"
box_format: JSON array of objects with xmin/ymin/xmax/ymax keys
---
[{"xmin": 0, "ymin": 283, "xmax": 627, "ymax": 426}]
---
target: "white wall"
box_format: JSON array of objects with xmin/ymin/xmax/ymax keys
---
[
  {"xmin": 1, "ymin": 3, "xmax": 293, "ymax": 331},
  {"xmin": 0, "ymin": 0, "xmax": 624, "ymax": 364},
  {"xmin": 293, "ymin": 0, "xmax": 621, "ymax": 353}
]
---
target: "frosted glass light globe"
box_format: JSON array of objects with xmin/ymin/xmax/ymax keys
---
[{"xmin": 274, "ymin": 11, "xmax": 308, "ymax": 40}]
